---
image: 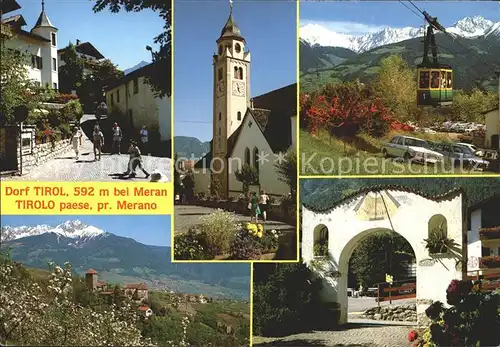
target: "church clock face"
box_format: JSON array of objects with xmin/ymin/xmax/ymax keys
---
[
  {"xmin": 232, "ymin": 81, "xmax": 245, "ymax": 97},
  {"xmin": 216, "ymin": 81, "xmax": 225, "ymax": 98}
]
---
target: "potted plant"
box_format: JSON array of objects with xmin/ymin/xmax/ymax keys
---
[{"xmin": 424, "ymin": 226, "xmax": 456, "ymax": 254}]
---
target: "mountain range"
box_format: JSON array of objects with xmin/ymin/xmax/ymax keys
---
[
  {"xmin": 300, "ymin": 16, "xmax": 500, "ymax": 92},
  {"xmin": 174, "ymin": 136, "xmax": 211, "ymax": 159},
  {"xmin": 124, "ymin": 60, "xmax": 150, "ymax": 75},
  {"xmin": 1, "ymin": 220, "xmax": 250, "ymax": 299}
]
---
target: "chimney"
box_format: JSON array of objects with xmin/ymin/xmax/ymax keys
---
[
  {"xmin": 76, "ymin": 39, "xmax": 80, "ymax": 45},
  {"xmin": 250, "ymin": 98, "xmax": 254, "ymax": 109}
]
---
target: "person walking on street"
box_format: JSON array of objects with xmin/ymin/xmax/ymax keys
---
[
  {"xmin": 92, "ymin": 125, "xmax": 104, "ymax": 161},
  {"xmin": 250, "ymin": 191, "xmax": 261, "ymax": 223},
  {"xmin": 112, "ymin": 122, "xmax": 123, "ymax": 154},
  {"xmin": 123, "ymin": 140, "xmax": 150, "ymax": 178},
  {"xmin": 72, "ymin": 126, "xmax": 83, "ymax": 160},
  {"xmin": 259, "ymin": 189, "xmax": 270, "ymax": 222},
  {"xmin": 140, "ymin": 125, "xmax": 149, "ymax": 155}
]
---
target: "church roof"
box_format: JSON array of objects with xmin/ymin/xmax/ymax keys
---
[
  {"xmin": 33, "ymin": 2, "xmax": 57, "ymax": 30},
  {"xmin": 194, "ymin": 83, "xmax": 297, "ymax": 169},
  {"xmin": 217, "ymin": 7, "xmax": 245, "ymax": 43}
]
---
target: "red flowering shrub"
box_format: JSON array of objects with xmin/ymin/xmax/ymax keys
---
[
  {"xmin": 48, "ymin": 93, "xmax": 78, "ymax": 104},
  {"xmin": 300, "ymin": 82, "xmax": 393, "ymax": 138},
  {"xmin": 408, "ymin": 330, "xmax": 418, "ymax": 342}
]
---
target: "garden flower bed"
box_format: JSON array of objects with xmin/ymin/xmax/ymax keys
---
[
  {"xmin": 173, "ymin": 210, "xmax": 281, "ymax": 260},
  {"xmin": 479, "ymin": 226, "xmax": 500, "ymax": 240}
]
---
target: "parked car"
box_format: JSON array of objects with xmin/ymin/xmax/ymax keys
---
[
  {"xmin": 433, "ymin": 143, "xmax": 489, "ymax": 171},
  {"xmin": 483, "ymin": 149, "xmax": 500, "ymax": 172},
  {"xmin": 382, "ymin": 136, "xmax": 444, "ymax": 164},
  {"xmin": 456, "ymin": 142, "xmax": 485, "ymax": 157}
]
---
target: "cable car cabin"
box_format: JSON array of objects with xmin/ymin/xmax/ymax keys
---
[{"xmin": 417, "ymin": 66, "xmax": 453, "ymax": 107}]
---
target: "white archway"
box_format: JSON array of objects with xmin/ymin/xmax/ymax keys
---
[{"xmin": 302, "ymin": 187, "xmax": 466, "ymax": 324}]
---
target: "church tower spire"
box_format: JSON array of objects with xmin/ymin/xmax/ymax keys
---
[
  {"xmin": 33, "ymin": 0, "xmax": 56, "ymax": 29},
  {"xmin": 211, "ymin": 0, "xmax": 251, "ymax": 198}
]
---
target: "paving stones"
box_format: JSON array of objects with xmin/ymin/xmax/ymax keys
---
[{"xmin": 2, "ymin": 138, "xmax": 171, "ymax": 182}]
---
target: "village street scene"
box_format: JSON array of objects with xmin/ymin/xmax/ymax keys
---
[
  {"xmin": 0, "ymin": 0, "xmax": 171, "ymax": 182},
  {"xmin": 299, "ymin": 1, "xmax": 500, "ymax": 175},
  {"xmin": 172, "ymin": 0, "xmax": 298, "ymax": 261},
  {"xmin": 254, "ymin": 177, "xmax": 500, "ymax": 346}
]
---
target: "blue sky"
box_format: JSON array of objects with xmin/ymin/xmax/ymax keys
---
[
  {"xmin": 174, "ymin": 0, "xmax": 297, "ymax": 141},
  {"xmin": 301, "ymin": 1, "xmax": 500, "ymax": 34},
  {"xmin": 13, "ymin": 0, "xmax": 164, "ymax": 70},
  {"xmin": 1, "ymin": 215, "xmax": 171, "ymax": 247}
]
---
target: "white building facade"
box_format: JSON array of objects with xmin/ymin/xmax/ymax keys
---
[{"xmin": 2, "ymin": 0, "xmax": 59, "ymax": 89}]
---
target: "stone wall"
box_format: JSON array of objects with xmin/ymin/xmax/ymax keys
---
[
  {"xmin": 361, "ymin": 303, "xmax": 417, "ymax": 322},
  {"xmin": 18, "ymin": 133, "xmax": 72, "ymax": 174}
]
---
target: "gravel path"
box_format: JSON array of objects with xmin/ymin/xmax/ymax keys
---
[
  {"xmin": 253, "ymin": 320, "xmax": 416, "ymax": 347},
  {"xmin": 2, "ymin": 138, "xmax": 171, "ymax": 182}
]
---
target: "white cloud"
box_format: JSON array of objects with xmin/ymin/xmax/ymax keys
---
[{"xmin": 300, "ymin": 19, "xmax": 389, "ymax": 36}]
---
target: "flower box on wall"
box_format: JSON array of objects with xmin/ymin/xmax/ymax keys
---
[
  {"xmin": 479, "ymin": 226, "xmax": 500, "ymax": 240},
  {"xmin": 479, "ymin": 256, "xmax": 500, "ymax": 268}
]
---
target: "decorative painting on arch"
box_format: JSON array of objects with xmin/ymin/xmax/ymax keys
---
[
  {"xmin": 251, "ymin": 177, "xmax": 500, "ymax": 346},
  {"xmin": 173, "ymin": 0, "xmax": 298, "ymax": 261},
  {"xmin": 299, "ymin": 0, "xmax": 500, "ymax": 176}
]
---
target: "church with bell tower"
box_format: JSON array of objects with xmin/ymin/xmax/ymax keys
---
[{"xmin": 194, "ymin": 0, "xmax": 297, "ymax": 199}]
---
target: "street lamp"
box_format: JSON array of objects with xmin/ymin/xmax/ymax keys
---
[{"xmin": 146, "ymin": 45, "xmax": 153, "ymax": 61}]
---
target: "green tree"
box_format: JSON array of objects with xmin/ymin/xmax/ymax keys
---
[
  {"xmin": 372, "ymin": 54, "xmax": 416, "ymax": 121},
  {"xmin": 349, "ymin": 231, "xmax": 415, "ymax": 288},
  {"xmin": 210, "ymin": 175, "xmax": 222, "ymax": 199},
  {"xmin": 252, "ymin": 263, "xmax": 325, "ymax": 337},
  {"xmin": 275, "ymin": 149, "xmax": 297, "ymax": 196},
  {"xmin": 235, "ymin": 164, "xmax": 258, "ymax": 195},
  {"xmin": 92, "ymin": 0, "xmax": 171, "ymax": 98},
  {"xmin": 451, "ymin": 89, "xmax": 498, "ymax": 122},
  {"xmin": 0, "ymin": 27, "xmax": 43, "ymax": 125},
  {"xmin": 58, "ymin": 43, "xmax": 84, "ymax": 94}
]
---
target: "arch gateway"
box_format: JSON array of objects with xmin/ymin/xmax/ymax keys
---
[{"xmin": 301, "ymin": 186, "xmax": 467, "ymax": 324}]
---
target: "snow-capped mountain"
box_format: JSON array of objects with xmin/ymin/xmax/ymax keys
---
[
  {"xmin": 1, "ymin": 220, "xmax": 106, "ymax": 243},
  {"xmin": 300, "ymin": 16, "xmax": 499, "ymax": 53},
  {"xmin": 124, "ymin": 60, "xmax": 150, "ymax": 75}
]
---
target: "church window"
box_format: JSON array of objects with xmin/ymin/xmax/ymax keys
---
[
  {"xmin": 53, "ymin": 82, "xmax": 58, "ymax": 91},
  {"xmin": 235, "ymin": 43, "xmax": 241, "ymax": 53},
  {"xmin": 51, "ymin": 33, "xmax": 56, "ymax": 46},
  {"xmin": 239, "ymin": 67, "xmax": 243, "ymax": 80},
  {"xmin": 253, "ymin": 147, "xmax": 259, "ymax": 172},
  {"xmin": 117, "ymin": 89, "xmax": 120, "ymax": 103},
  {"xmin": 428, "ymin": 214, "xmax": 448, "ymax": 254},
  {"xmin": 237, "ymin": 111, "xmax": 241, "ymax": 121},
  {"xmin": 244, "ymin": 148, "xmax": 250, "ymax": 166},
  {"xmin": 52, "ymin": 58, "xmax": 57, "ymax": 71},
  {"xmin": 218, "ymin": 128, "xmax": 221, "ymax": 136},
  {"xmin": 313, "ymin": 224, "xmax": 329, "ymax": 257},
  {"xmin": 218, "ymin": 68, "xmax": 223, "ymax": 81},
  {"xmin": 234, "ymin": 66, "xmax": 239, "ymax": 79},
  {"xmin": 111, "ymin": 94, "xmax": 114, "ymax": 105},
  {"xmin": 219, "ymin": 112, "xmax": 221, "ymax": 121}
]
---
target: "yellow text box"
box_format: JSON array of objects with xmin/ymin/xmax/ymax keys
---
[{"xmin": 1, "ymin": 181, "xmax": 173, "ymax": 215}]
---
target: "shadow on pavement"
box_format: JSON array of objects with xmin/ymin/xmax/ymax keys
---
[{"xmin": 178, "ymin": 213, "xmax": 212, "ymax": 216}]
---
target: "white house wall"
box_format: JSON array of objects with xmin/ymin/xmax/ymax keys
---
[
  {"xmin": 228, "ymin": 113, "xmax": 290, "ymax": 197},
  {"xmin": 5, "ymin": 37, "xmax": 43, "ymax": 84},
  {"xmin": 107, "ymin": 77, "xmax": 171, "ymax": 140},
  {"xmin": 467, "ymin": 208, "xmax": 482, "ymax": 271},
  {"xmin": 485, "ymin": 110, "xmax": 499, "ymax": 148},
  {"xmin": 31, "ymin": 26, "xmax": 58, "ymax": 88},
  {"xmin": 302, "ymin": 190, "xmax": 465, "ymax": 324},
  {"xmin": 156, "ymin": 95, "xmax": 171, "ymax": 142}
]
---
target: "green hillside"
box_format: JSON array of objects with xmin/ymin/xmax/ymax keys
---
[
  {"xmin": 299, "ymin": 39, "xmax": 357, "ymax": 73},
  {"xmin": 300, "ymin": 33, "xmax": 500, "ymax": 93},
  {"xmin": 174, "ymin": 136, "xmax": 211, "ymax": 158}
]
